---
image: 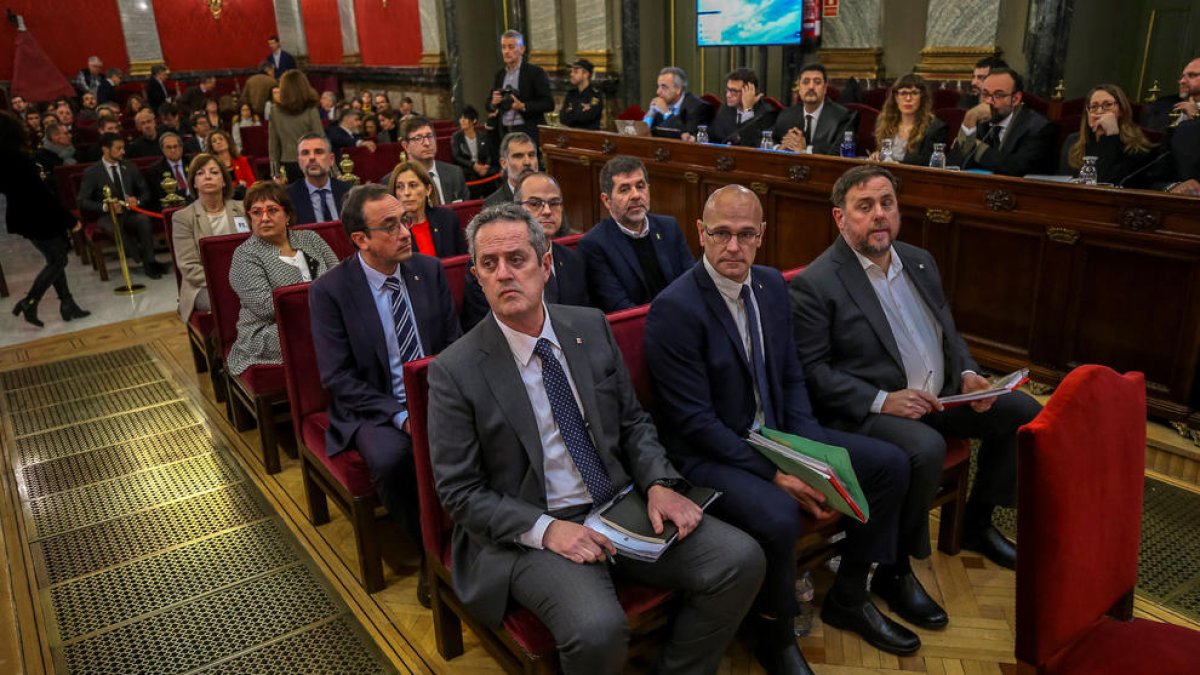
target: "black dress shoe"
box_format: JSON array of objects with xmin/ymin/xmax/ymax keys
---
[
  {"xmin": 12, "ymin": 297, "xmax": 43, "ymax": 328},
  {"xmin": 963, "ymin": 525, "xmax": 1017, "ymax": 570},
  {"xmin": 144, "ymin": 264, "xmax": 163, "ymax": 280},
  {"xmin": 873, "ymin": 572, "xmax": 949, "ymax": 629},
  {"xmin": 60, "ymin": 299, "xmax": 91, "ymax": 321},
  {"xmin": 820, "ymin": 594, "xmax": 921, "ymax": 656},
  {"xmin": 416, "ymin": 565, "xmax": 431, "ymax": 609},
  {"xmin": 753, "ymin": 639, "xmax": 814, "ymax": 675}
]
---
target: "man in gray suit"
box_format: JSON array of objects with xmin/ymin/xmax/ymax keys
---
[
  {"xmin": 428, "ymin": 203, "xmax": 765, "ymax": 675},
  {"xmin": 400, "ymin": 116, "xmax": 469, "ymax": 203},
  {"xmin": 790, "ymin": 165, "xmax": 1042, "ymax": 579}
]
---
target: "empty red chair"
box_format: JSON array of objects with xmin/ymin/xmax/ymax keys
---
[
  {"xmin": 1015, "ymin": 365, "xmax": 1200, "ymax": 674},
  {"xmin": 446, "ymin": 198, "xmax": 484, "ymax": 230},
  {"xmin": 296, "ymin": 220, "xmax": 355, "ymax": 260}
]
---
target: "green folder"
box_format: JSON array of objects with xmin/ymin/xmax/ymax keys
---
[{"xmin": 747, "ymin": 428, "xmax": 870, "ymax": 523}]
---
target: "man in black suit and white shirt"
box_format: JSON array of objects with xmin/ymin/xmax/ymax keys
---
[
  {"xmin": 266, "ymin": 35, "xmax": 298, "ymax": 78},
  {"xmin": 948, "ymin": 68, "xmax": 1056, "ymax": 176},
  {"xmin": 709, "ymin": 67, "xmax": 779, "ymax": 147},
  {"xmin": 286, "ymin": 134, "xmax": 351, "ymax": 224},
  {"xmin": 487, "ymin": 30, "xmax": 555, "ymax": 147},
  {"xmin": 643, "ymin": 67, "xmax": 713, "ymax": 141},
  {"xmin": 399, "ymin": 116, "xmax": 468, "ymax": 203},
  {"xmin": 77, "ymin": 133, "xmax": 167, "ymax": 279},
  {"xmin": 772, "ymin": 63, "xmax": 857, "ymax": 155},
  {"xmin": 147, "ymin": 64, "xmax": 173, "ymax": 114}
]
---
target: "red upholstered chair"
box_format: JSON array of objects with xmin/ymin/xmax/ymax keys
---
[
  {"xmin": 199, "ymin": 232, "xmax": 294, "ymax": 474},
  {"xmin": 403, "ymin": 356, "xmax": 675, "ymax": 673},
  {"xmin": 606, "ymin": 305, "xmax": 654, "ymax": 409},
  {"xmin": 554, "ymin": 233, "xmax": 582, "ymax": 249},
  {"xmin": 701, "ymin": 93, "xmax": 722, "ymax": 112},
  {"xmin": 295, "ymin": 220, "xmax": 355, "ymax": 260},
  {"xmin": 440, "ymin": 253, "xmax": 470, "ymax": 315},
  {"xmin": 763, "ymin": 96, "xmax": 785, "ymax": 112},
  {"xmin": 239, "ymin": 124, "xmax": 269, "ymax": 161},
  {"xmin": 844, "ymin": 103, "xmax": 880, "ymax": 154},
  {"xmin": 861, "ymin": 88, "xmax": 888, "ymax": 111},
  {"xmin": 1023, "ymin": 93, "xmax": 1050, "ymax": 116},
  {"xmin": 1059, "ymin": 97, "xmax": 1085, "ymax": 117},
  {"xmin": 931, "ymin": 89, "xmax": 962, "ymax": 110},
  {"xmin": 163, "ymin": 207, "xmax": 224, "ymax": 402},
  {"xmin": 1015, "ymin": 365, "xmax": 1200, "ymax": 674},
  {"xmin": 617, "ymin": 104, "xmax": 646, "ymax": 121},
  {"xmin": 446, "ymin": 199, "xmax": 484, "ymax": 231},
  {"xmin": 826, "ymin": 85, "xmax": 841, "ymax": 102},
  {"xmin": 274, "ymin": 283, "xmax": 385, "ymax": 592},
  {"xmin": 934, "ymin": 108, "xmax": 967, "ymax": 142}
]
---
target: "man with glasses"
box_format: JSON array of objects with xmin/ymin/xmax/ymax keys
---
[
  {"xmin": 709, "ymin": 67, "xmax": 779, "ymax": 147},
  {"xmin": 645, "ymin": 185, "xmax": 914, "ymax": 672},
  {"xmin": 399, "ymin": 116, "xmax": 469, "ymax": 203},
  {"xmin": 957, "ymin": 56, "xmax": 1008, "ymax": 109},
  {"xmin": 462, "ymin": 172, "xmax": 589, "ymax": 330},
  {"xmin": 309, "ymin": 183, "xmax": 462, "ymax": 608},
  {"xmin": 286, "ymin": 134, "xmax": 351, "ymax": 224},
  {"xmin": 949, "ymin": 67, "xmax": 1056, "ymax": 176},
  {"xmin": 484, "ymin": 131, "xmax": 539, "ymax": 207}
]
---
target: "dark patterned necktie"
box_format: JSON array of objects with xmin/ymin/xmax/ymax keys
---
[
  {"xmin": 383, "ymin": 276, "xmax": 423, "ymax": 402},
  {"xmin": 740, "ymin": 286, "xmax": 777, "ymax": 428}
]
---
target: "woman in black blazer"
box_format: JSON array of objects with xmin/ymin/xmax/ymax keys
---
[
  {"xmin": 1059, "ymin": 84, "xmax": 1165, "ymax": 187},
  {"xmin": 871, "ymin": 74, "xmax": 948, "ymax": 167},
  {"xmin": 387, "ymin": 160, "xmax": 468, "ymax": 258},
  {"xmin": 0, "ymin": 112, "xmax": 90, "ymax": 327},
  {"xmin": 450, "ymin": 106, "xmax": 496, "ymax": 193}
]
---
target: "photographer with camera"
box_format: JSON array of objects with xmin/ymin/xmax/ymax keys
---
[{"xmin": 487, "ymin": 30, "xmax": 554, "ymax": 149}]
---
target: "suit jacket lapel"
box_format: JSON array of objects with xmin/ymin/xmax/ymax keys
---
[
  {"xmin": 345, "ymin": 257, "xmax": 392, "ymax": 374},
  {"xmin": 606, "ymin": 218, "xmax": 647, "ymax": 289},
  {"xmin": 399, "ymin": 260, "xmax": 432, "ymax": 354},
  {"xmin": 693, "ymin": 264, "xmax": 752, "ymax": 368},
  {"xmin": 550, "ymin": 308, "xmax": 621, "ymax": 478},
  {"xmin": 477, "ymin": 318, "xmax": 547, "ymax": 489},
  {"xmin": 832, "ymin": 238, "xmax": 905, "ymax": 373}
]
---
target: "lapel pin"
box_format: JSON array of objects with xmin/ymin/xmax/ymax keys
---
[
  {"xmin": 576, "ymin": 337, "xmax": 583, "ymax": 344},
  {"xmin": 656, "ymin": 233, "xmax": 662, "ymax": 240},
  {"xmin": 918, "ymin": 264, "xmax": 925, "ymax": 270},
  {"xmin": 414, "ymin": 274, "xmax": 421, "ymax": 281}
]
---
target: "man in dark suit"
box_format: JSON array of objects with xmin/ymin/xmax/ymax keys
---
[
  {"xmin": 77, "ymin": 133, "xmax": 167, "ymax": 279},
  {"xmin": 400, "ymin": 116, "xmax": 469, "ymax": 203},
  {"xmin": 484, "ymin": 131, "xmax": 539, "ymax": 207},
  {"xmin": 709, "ymin": 68, "xmax": 779, "ymax": 147},
  {"xmin": 487, "ymin": 30, "xmax": 555, "ymax": 147},
  {"xmin": 646, "ymin": 186, "xmax": 917, "ymax": 671},
  {"xmin": 577, "ymin": 156, "xmax": 694, "ymax": 312},
  {"xmin": 790, "ymin": 165, "xmax": 1043, "ymax": 572},
  {"xmin": 310, "ymin": 184, "xmax": 461, "ymax": 607},
  {"xmin": 772, "ymin": 63, "xmax": 858, "ymax": 155},
  {"xmin": 428, "ymin": 202, "xmax": 764, "ymax": 674},
  {"xmin": 463, "ymin": 172, "xmax": 588, "ymax": 330},
  {"xmin": 178, "ymin": 76, "xmax": 216, "ymax": 116},
  {"xmin": 286, "ymin": 134, "xmax": 351, "ymax": 224},
  {"xmin": 146, "ymin": 64, "xmax": 173, "ymax": 114},
  {"xmin": 326, "ymin": 108, "xmax": 377, "ymax": 155},
  {"xmin": 643, "ymin": 66, "xmax": 713, "ymax": 141},
  {"xmin": 97, "ymin": 68, "xmax": 122, "ymax": 106},
  {"xmin": 266, "ymin": 35, "xmax": 297, "ymax": 78},
  {"xmin": 948, "ymin": 68, "xmax": 1056, "ymax": 176},
  {"xmin": 146, "ymin": 132, "xmax": 193, "ymax": 210}
]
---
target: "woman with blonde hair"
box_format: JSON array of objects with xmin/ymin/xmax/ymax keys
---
[
  {"xmin": 268, "ymin": 70, "xmax": 322, "ymax": 181},
  {"xmin": 872, "ymin": 73, "xmax": 947, "ymax": 166},
  {"xmin": 1061, "ymin": 83, "xmax": 1163, "ymax": 187},
  {"xmin": 386, "ymin": 160, "xmax": 466, "ymax": 258}
]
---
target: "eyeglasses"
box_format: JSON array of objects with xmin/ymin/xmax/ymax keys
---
[
  {"xmin": 248, "ymin": 205, "xmax": 285, "ymax": 219},
  {"xmin": 703, "ymin": 228, "xmax": 761, "ymax": 245},
  {"xmin": 981, "ymin": 91, "xmax": 1013, "ymax": 102},
  {"xmin": 895, "ymin": 89, "xmax": 922, "ymax": 99},
  {"xmin": 406, "ymin": 133, "xmax": 436, "ymax": 144},
  {"xmin": 518, "ymin": 197, "xmax": 563, "ymax": 211},
  {"xmin": 364, "ymin": 222, "xmax": 405, "ymax": 236},
  {"xmin": 1085, "ymin": 100, "xmax": 1118, "ymax": 113}
]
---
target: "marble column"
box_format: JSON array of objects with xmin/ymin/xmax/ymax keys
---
[
  {"xmin": 442, "ymin": 0, "xmax": 462, "ymax": 115},
  {"xmin": 1025, "ymin": 0, "xmax": 1074, "ymax": 96},
  {"xmin": 272, "ymin": 0, "xmax": 309, "ymax": 61},
  {"xmin": 620, "ymin": 0, "xmax": 639, "ymax": 104},
  {"xmin": 419, "ymin": 0, "xmax": 447, "ymax": 68},
  {"xmin": 915, "ymin": 0, "xmax": 1002, "ymax": 80},
  {"xmin": 574, "ymin": 0, "xmax": 611, "ymax": 73},
  {"xmin": 527, "ymin": 0, "xmax": 562, "ymax": 70},
  {"xmin": 336, "ymin": 0, "xmax": 361, "ymax": 64},
  {"xmin": 819, "ymin": 0, "xmax": 885, "ymax": 79},
  {"xmin": 506, "ymin": 0, "xmax": 527, "ymax": 36},
  {"xmin": 116, "ymin": 0, "xmax": 164, "ymax": 76}
]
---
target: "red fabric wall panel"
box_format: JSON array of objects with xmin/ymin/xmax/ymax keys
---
[
  {"xmin": 0, "ymin": 1, "xmax": 127, "ymax": 81},
  {"xmin": 157, "ymin": 2, "xmax": 278, "ymax": 71},
  {"xmin": 300, "ymin": 0, "xmax": 344, "ymax": 65},
  {"xmin": 354, "ymin": 0, "xmax": 423, "ymax": 66}
]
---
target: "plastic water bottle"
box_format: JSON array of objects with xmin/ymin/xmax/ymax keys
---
[
  {"xmin": 794, "ymin": 572, "xmax": 815, "ymax": 636},
  {"xmin": 839, "ymin": 131, "xmax": 856, "ymax": 158},
  {"xmin": 929, "ymin": 142, "xmax": 947, "ymax": 169},
  {"xmin": 1078, "ymin": 156, "xmax": 1098, "ymax": 185},
  {"xmin": 879, "ymin": 138, "xmax": 895, "ymax": 163},
  {"xmin": 760, "ymin": 130, "xmax": 775, "ymax": 150},
  {"xmin": 695, "ymin": 125, "xmax": 709, "ymax": 144}
]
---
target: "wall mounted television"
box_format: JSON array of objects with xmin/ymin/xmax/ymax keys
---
[{"xmin": 697, "ymin": 0, "xmax": 804, "ymax": 47}]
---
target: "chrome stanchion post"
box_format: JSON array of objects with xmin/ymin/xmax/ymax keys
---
[{"xmin": 103, "ymin": 185, "xmax": 146, "ymax": 295}]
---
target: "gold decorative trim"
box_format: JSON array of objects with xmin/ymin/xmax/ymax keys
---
[
  {"xmin": 788, "ymin": 165, "xmax": 810, "ymax": 182},
  {"xmin": 1119, "ymin": 207, "xmax": 1162, "ymax": 232},
  {"xmin": 555, "ymin": 135, "xmax": 570, "ymax": 149},
  {"xmin": 419, "ymin": 51, "xmax": 447, "ymax": 68},
  {"xmin": 985, "ymin": 189, "xmax": 1016, "ymax": 211},
  {"xmin": 914, "ymin": 46, "xmax": 999, "ymax": 80},
  {"xmin": 1046, "ymin": 227, "xmax": 1080, "ymax": 245},
  {"xmin": 818, "ymin": 48, "xmax": 884, "ymax": 80},
  {"xmin": 684, "ymin": 171, "xmax": 700, "ymax": 184},
  {"xmin": 341, "ymin": 53, "xmax": 363, "ymax": 66},
  {"xmin": 925, "ymin": 208, "xmax": 954, "ymax": 224},
  {"xmin": 529, "ymin": 49, "xmax": 563, "ymax": 71},
  {"xmin": 715, "ymin": 155, "xmax": 735, "ymax": 172},
  {"xmin": 578, "ymin": 156, "xmax": 591, "ymax": 166},
  {"xmin": 575, "ymin": 49, "xmax": 612, "ymax": 73},
  {"xmin": 600, "ymin": 139, "xmax": 617, "ymax": 155},
  {"xmin": 127, "ymin": 60, "xmax": 164, "ymax": 77},
  {"xmin": 750, "ymin": 182, "xmax": 769, "ymax": 195},
  {"xmin": 654, "ymin": 147, "xmax": 672, "ymax": 162}
]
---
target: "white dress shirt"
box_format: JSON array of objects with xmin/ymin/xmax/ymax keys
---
[
  {"xmin": 358, "ymin": 253, "xmax": 424, "ymax": 429},
  {"xmin": 305, "ymin": 179, "xmax": 339, "ymax": 221},
  {"xmin": 426, "ymin": 163, "xmax": 447, "ymax": 205},
  {"xmin": 278, "ymin": 250, "xmax": 312, "ymax": 282},
  {"xmin": 703, "ymin": 256, "xmax": 766, "ymax": 428},
  {"xmin": 495, "ymin": 310, "xmax": 593, "ymax": 549}
]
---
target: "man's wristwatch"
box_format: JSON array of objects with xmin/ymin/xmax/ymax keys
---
[{"xmin": 649, "ymin": 478, "xmax": 682, "ymax": 490}]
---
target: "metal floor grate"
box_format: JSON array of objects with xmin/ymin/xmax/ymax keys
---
[{"xmin": 1, "ymin": 347, "xmax": 397, "ymax": 674}]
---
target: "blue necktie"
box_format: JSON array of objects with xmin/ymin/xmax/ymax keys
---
[
  {"xmin": 740, "ymin": 285, "xmax": 777, "ymax": 428},
  {"xmin": 383, "ymin": 276, "xmax": 423, "ymax": 402},
  {"xmin": 318, "ymin": 188, "xmax": 334, "ymax": 222},
  {"xmin": 533, "ymin": 338, "xmax": 615, "ymax": 504}
]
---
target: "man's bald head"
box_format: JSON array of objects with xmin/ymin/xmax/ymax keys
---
[
  {"xmin": 702, "ymin": 184, "xmax": 763, "ymax": 224},
  {"xmin": 698, "ymin": 184, "xmax": 765, "ymax": 282}
]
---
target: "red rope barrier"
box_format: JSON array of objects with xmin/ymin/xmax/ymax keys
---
[
  {"xmin": 466, "ymin": 173, "xmax": 502, "ymax": 187},
  {"xmin": 126, "ymin": 204, "xmax": 165, "ymax": 219}
]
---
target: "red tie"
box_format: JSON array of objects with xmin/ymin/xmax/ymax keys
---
[{"xmin": 174, "ymin": 163, "xmax": 187, "ymax": 195}]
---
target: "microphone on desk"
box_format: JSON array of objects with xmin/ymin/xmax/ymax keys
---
[{"xmin": 1117, "ymin": 150, "xmax": 1172, "ymax": 189}]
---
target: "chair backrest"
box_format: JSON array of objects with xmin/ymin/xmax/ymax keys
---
[
  {"xmin": 55, "ymin": 162, "xmax": 94, "ymax": 213},
  {"xmin": 1023, "ymin": 92, "xmax": 1050, "ymax": 116},
  {"xmin": 198, "ymin": 231, "xmax": 252, "ymax": 355},
  {"xmin": 1015, "ymin": 365, "xmax": 1146, "ymax": 668},
  {"xmin": 240, "ymin": 124, "xmax": 269, "ymax": 159},
  {"xmin": 701, "ymin": 94, "xmax": 722, "ymax": 112},
  {"xmin": 163, "ymin": 207, "xmax": 184, "ymax": 290},
  {"xmin": 933, "ymin": 107, "xmax": 967, "ymax": 142},
  {"xmin": 844, "ymin": 103, "xmax": 880, "ymax": 154},
  {"xmin": 402, "ymin": 356, "xmax": 455, "ymax": 559},
  {"xmin": 763, "ymin": 96, "xmax": 785, "ymax": 112},
  {"xmin": 781, "ymin": 266, "xmax": 806, "ymax": 283},
  {"xmin": 446, "ymin": 199, "xmax": 484, "ymax": 230},
  {"xmin": 861, "ymin": 88, "xmax": 888, "ymax": 110},
  {"xmin": 617, "ymin": 104, "xmax": 646, "ymax": 121},
  {"xmin": 555, "ymin": 233, "xmax": 582, "ymax": 250},
  {"xmin": 295, "ymin": 220, "xmax": 355, "ymax": 260},
  {"xmin": 440, "ymin": 253, "xmax": 470, "ymax": 314},
  {"xmin": 274, "ymin": 283, "xmax": 329, "ymax": 443},
  {"xmin": 931, "ymin": 88, "xmax": 962, "ymax": 110},
  {"xmin": 434, "ymin": 136, "xmax": 454, "ymax": 164},
  {"xmin": 1060, "ymin": 96, "xmax": 1085, "ymax": 117},
  {"xmin": 606, "ymin": 305, "xmax": 653, "ymax": 409},
  {"xmin": 825, "ymin": 85, "xmax": 841, "ymax": 103}
]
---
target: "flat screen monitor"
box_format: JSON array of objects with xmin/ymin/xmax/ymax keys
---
[{"xmin": 697, "ymin": 0, "xmax": 804, "ymax": 47}]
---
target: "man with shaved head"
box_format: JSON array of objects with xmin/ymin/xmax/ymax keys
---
[{"xmin": 645, "ymin": 185, "xmax": 916, "ymax": 673}]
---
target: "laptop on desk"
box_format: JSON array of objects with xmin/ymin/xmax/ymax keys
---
[{"xmin": 614, "ymin": 120, "xmax": 651, "ymax": 136}]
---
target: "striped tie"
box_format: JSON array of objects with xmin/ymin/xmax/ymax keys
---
[{"xmin": 383, "ymin": 276, "xmax": 423, "ymax": 401}]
